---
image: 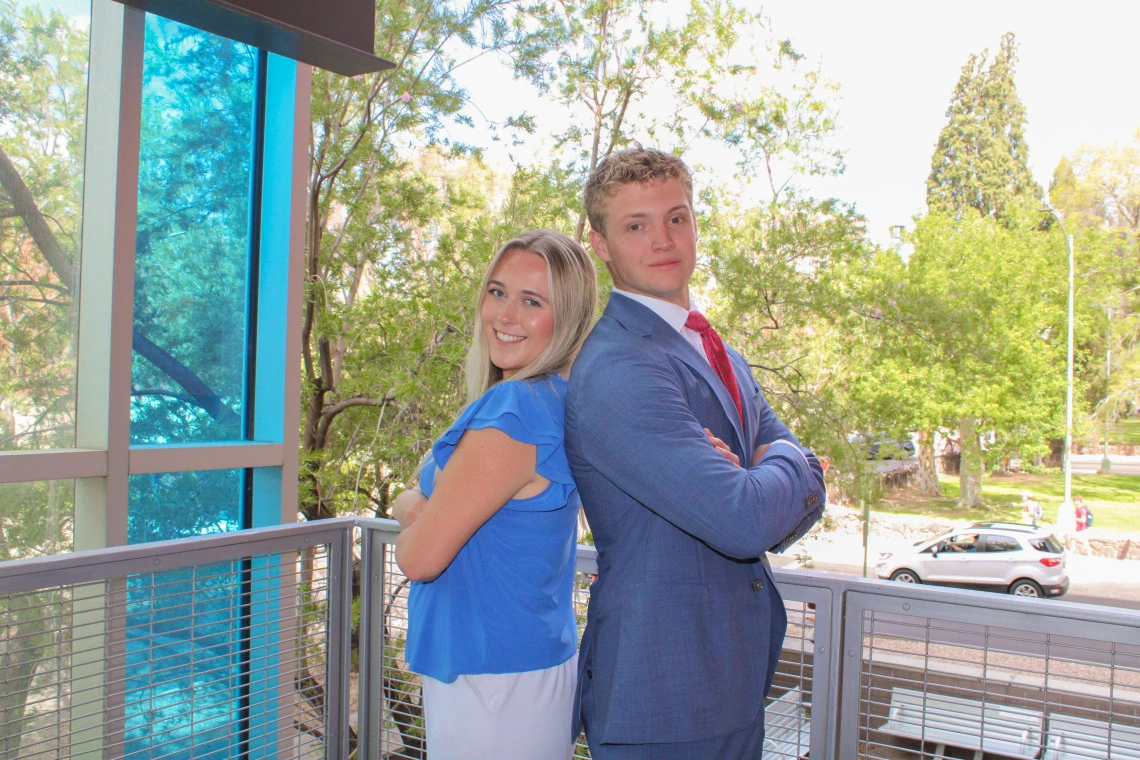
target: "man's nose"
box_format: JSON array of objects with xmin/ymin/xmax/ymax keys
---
[{"xmin": 650, "ymin": 223, "xmax": 672, "ymax": 250}]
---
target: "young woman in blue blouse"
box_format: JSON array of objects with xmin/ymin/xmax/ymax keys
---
[{"xmin": 391, "ymin": 229, "xmax": 597, "ymax": 759}]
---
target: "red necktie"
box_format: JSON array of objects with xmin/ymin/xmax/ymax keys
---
[{"xmin": 685, "ymin": 310, "xmax": 743, "ymax": 422}]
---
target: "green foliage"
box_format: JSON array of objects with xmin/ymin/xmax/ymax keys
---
[
  {"xmin": 300, "ymin": 0, "xmax": 558, "ymax": 521},
  {"xmin": 0, "ymin": 0, "xmax": 86, "ymax": 452},
  {"xmin": 702, "ymin": 191, "xmax": 880, "ymax": 499},
  {"xmin": 507, "ymin": 0, "xmax": 843, "ymax": 238},
  {"xmin": 859, "ymin": 209, "xmax": 1072, "ymax": 468},
  {"xmin": 1051, "ymin": 131, "xmax": 1140, "ymax": 417},
  {"xmin": 130, "ymin": 18, "xmax": 257, "ymax": 445},
  {"xmin": 926, "ymin": 32, "xmax": 1041, "ymax": 220}
]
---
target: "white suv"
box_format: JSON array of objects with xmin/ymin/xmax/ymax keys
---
[{"xmin": 875, "ymin": 522, "xmax": 1069, "ymax": 598}]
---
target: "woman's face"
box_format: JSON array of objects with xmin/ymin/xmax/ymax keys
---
[{"xmin": 480, "ymin": 248, "xmax": 555, "ymax": 379}]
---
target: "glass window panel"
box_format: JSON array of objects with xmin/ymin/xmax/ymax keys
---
[
  {"xmin": 125, "ymin": 561, "xmax": 243, "ymax": 759},
  {"xmin": 131, "ymin": 15, "xmax": 258, "ymax": 444},
  {"xmin": 0, "ymin": 478, "xmax": 74, "ymax": 558},
  {"xmin": 128, "ymin": 468, "xmax": 242, "ymax": 544},
  {"xmin": 0, "ymin": 0, "xmax": 91, "ymax": 451}
]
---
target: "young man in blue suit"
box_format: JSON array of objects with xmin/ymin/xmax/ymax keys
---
[{"xmin": 565, "ymin": 147, "xmax": 826, "ymax": 758}]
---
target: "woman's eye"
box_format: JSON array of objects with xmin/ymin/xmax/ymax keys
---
[
  {"xmin": 525, "ymin": 298, "xmax": 542, "ymax": 308},
  {"xmin": 489, "ymin": 287, "xmax": 505, "ymax": 298}
]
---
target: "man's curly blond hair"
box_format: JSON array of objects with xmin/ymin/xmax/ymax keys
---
[{"xmin": 584, "ymin": 147, "xmax": 694, "ymax": 234}]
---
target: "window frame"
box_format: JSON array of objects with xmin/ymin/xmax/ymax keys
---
[{"xmin": 0, "ymin": 0, "xmax": 310, "ymax": 550}]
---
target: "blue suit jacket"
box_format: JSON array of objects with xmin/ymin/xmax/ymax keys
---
[{"xmin": 566, "ymin": 293, "xmax": 825, "ymax": 746}]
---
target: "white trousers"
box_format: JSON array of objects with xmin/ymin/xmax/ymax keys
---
[{"xmin": 422, "ymin": 653, "xmax": 578, "ymax": 760}]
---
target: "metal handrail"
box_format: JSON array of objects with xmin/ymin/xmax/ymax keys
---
[{"xmin": 3, "ymin": 518, "xmax": 1139, "ymax": 760}]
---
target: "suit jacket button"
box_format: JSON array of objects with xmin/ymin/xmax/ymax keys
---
[
  {"xmin": 586, "ymin": 669, "xmax": 593, "ymax": 679},
  {"xmin": 806, "ymin": 493, "xmax": 818, "ymax": 508},
  {"xmin": 751, "ymin": 578, "xmax": 764, "ymax": 591}
]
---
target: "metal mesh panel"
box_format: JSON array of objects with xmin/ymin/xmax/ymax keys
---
[
  {"xmin": 0, "ymin": 545, "xmax": 334, "ymax": 759},
  {"xmin": 856, "ymin": 605, "xmax": 1140, "ymax": 760},
  {"xmin": 375, "ymin": 547, "xmax": 424, "ymax": 758},
  {"xmin": 764, "ymin": 599, "xmax": 814, "ymax": 760},
  {"xmin": 572, "ymin": 567, "xmax": 593, "ymax": 760}
]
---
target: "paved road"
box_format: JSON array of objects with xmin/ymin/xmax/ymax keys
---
[
  {"xmin": 1070, "ymin": 453, "xmax": 1140, "ymax": 476},
  {"xmin": 774, "ymin": 557, "xmax": 1140, "ymax": 611}
]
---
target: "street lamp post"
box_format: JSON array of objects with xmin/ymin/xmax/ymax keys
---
[
  {"xmin": 1045, "ymin": 205, "xmax": 1076, "ymax": 533},
  {"xmin": 1102, "ymin": 305, "xmax": 1112, "ymax": 474}
]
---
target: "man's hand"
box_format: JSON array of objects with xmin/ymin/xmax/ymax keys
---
[
  {"xmin": 391, "ymin": 487, "xmax": 428, "ymax": 528},
  {"xmin": 751, "ymin": 443, "xmax": 771, "ymax": 467},
  {"xmin": 704, "ymin": 428, "xmax": 740, "ymax": 467}
]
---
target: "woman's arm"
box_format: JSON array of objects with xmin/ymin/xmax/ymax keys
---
[{"xmin": 395, "ymin": 427, "xmax": 540, "ymax": 582}]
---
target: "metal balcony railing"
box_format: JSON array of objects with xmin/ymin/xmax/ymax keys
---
[{"xmin": 2, "ymin": 516, "xmax": 1138, "ymax": 760}]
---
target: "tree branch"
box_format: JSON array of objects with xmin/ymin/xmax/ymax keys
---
[{"xmin": 0, "ymin": 144, "xmax": 75, "ymax": 290}]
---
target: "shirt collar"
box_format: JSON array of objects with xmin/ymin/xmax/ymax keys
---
[{"xmin": 612, "ymin": 289, "xmax": 691, "ymax": 334}]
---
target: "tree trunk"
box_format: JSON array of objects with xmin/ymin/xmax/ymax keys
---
[
  {"xmin": 958, "ymin": 417, "xmax": 984, "ymax": 508},
  {"xmin": 914, "ymin": 429, "xmax": 941, "ymax": 495}
]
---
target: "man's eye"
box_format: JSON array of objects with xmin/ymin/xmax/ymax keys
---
[{"xmin": 629, "ymin": 223, "xmax": 641, "ymax": 231}]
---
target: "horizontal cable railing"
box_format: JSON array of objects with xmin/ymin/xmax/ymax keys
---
[
  {"xmin": 4, "ymin": 517, "xmax": 1140, "ymax": 759},
  {"xmin": 0, "ymin": 519, "xmax": 356, "ymax": 760}
]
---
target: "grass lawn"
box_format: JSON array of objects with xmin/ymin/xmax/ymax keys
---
[
  {"xmin": 1111, "ymin": 417, "xmax": 1140, "ymax": 445},
  {"xmin": 877, "ymin": 471, "xmax": 1140, "ymax": 534}
]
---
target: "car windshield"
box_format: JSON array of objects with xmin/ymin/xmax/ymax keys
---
[{"xmin": 1029, "ymin": 535, "xmax": 1063, "ymax": 554}]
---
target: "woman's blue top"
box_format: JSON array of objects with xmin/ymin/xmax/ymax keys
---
[{"xmin": 405, "ymin": 375, "xmax": 580, "ymax": 684}]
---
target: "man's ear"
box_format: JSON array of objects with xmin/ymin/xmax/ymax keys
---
[{"xmin": 588, "ymin": 228, "xmax": 611, "ymax": 263}]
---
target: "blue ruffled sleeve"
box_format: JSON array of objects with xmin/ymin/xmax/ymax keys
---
[{"xmin": 428, "ymin": 377, "xmax": 574, "ymax": 493}]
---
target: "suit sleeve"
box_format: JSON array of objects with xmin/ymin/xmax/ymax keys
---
[{"xmin": 571, "ymin": 349, "xmax": 824, "ymax": 559}]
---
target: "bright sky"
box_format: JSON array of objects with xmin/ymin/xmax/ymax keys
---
[
  {"xmin": 28, "ymin": 0, "xmax": 1140, "ymax": 249},
  {"xmin": 758, "ymin": 0, "xmax": 1140, "ymax": 246},
  {"xmin": 459, "ymin": 1, "xmax": 1140, "ymax": 248}
]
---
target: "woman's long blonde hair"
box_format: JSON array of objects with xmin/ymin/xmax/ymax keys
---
[{"xmin": 466, "ymin": 230, "xmax": 598, "ymax": 402}]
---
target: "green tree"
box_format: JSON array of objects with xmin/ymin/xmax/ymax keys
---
[
  {"xmin": 922, "ymin": 32, "xmax": 1049, "ymax": 504},
  {"xmin": 299, "ymin": 0, "xmax": 561, "ymax": 528},
  {"xmin": 862, "ymin": 209, "xmax": 1075, "ymax": 507},
  {"xmin": 703, "ymin": 191, "xmax": 879, "ymax": 500},
  {"xmin": 927, "ymin": 32, "xmax": 1040, "ymax": 220},
  {"xmin": 508, "ymin": 0, "xmax": 842, "ymax": 240},
  {"xmin": 0, "ymin": 0, "xmax": 86, "ymax": 454},
  {"xmin": 1051, "ymin": 132, "xmax": 1140, "ymax": 426}
]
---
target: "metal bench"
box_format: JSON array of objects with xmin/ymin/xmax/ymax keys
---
[
  {"xmin": 1042, "ymin": 713, "xmax": 1140, "ymax": 760},
  {"xmin": 877, "ymin": 686, "xmax": 1043, "ymax": 760},
  {"xmin": 762, "ymin": 687, "xmax": 809, "ymax": 760}
]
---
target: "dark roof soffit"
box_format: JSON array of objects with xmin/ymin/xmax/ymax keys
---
[{"xmin": 116, "ymin": 0, "xmax": 395, "ymax": 76}]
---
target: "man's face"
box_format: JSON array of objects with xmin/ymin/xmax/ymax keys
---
[{"xmin": 588, "ymin": 177, "xmax": 697, "ymax": 308}]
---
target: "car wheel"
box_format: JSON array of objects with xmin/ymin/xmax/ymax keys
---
[
  {"xmin": 1009, "ymin": 579, "xmax": 1044, "ymax": 598},
  {"xmin": 890, "ymin": 569, "xmax": 921, "ymax": 584}
]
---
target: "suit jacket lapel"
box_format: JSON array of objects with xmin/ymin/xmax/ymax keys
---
[{"xmin": 605, "ymin": 294, "xmax": 747, "ymax": 450}]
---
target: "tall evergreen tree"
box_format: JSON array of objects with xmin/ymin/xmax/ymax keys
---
[
  {"xmin": 923, "ymin": 32, "xmax": 1046, "ymax": 507},
  {"xmin": 926, "ymin": 32, "xmax": 1040, "ymax": 219}
]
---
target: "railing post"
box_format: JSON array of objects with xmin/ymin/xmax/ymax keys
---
[
  {"xmin": 357, "ymin": 524, "xmax": 388, "ymax": 760},
  {"xmin": 324, "ymin": 524, "xmax": 356, "ymax": 757}
]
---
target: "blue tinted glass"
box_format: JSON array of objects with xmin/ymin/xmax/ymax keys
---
[
  {"xmin": 128, "ymin": 468, "xmax": 242, "ymax": 544},
  {"xmin": 124, "ymin": 563, "xmax": 242, "ymax": 759},
  {"xmin": 126, "ymin": 468, "xmax": 244, "ymax": 758},
  {"xmin": 130, "ymin": 15, "xmax": 258, "ymax": 444}
]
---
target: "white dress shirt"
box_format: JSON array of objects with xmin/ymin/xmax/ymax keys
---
[{"xmin": 610, "ymin": 289, "xmax": 803, "ymax": 459}]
